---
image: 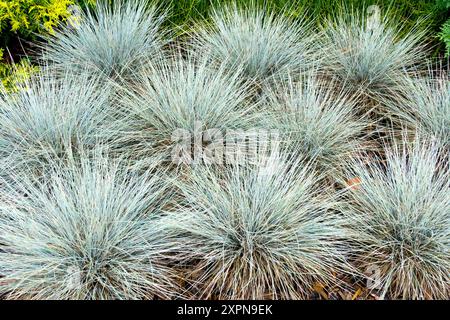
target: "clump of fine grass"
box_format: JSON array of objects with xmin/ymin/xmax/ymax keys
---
[
  {"xmin": 320, "ymin": 7, "xmax": 427, "ymax": 103},
  {"xmin": 383, "ymin": 70, "xmax": 449, "ymax": 149},
  {"xmin": 190, "ymin": 3, "xmax": 316, "ymax": 88},
  {"xmin": 115, "ymin": 54, "xmax": 256, "ymax": 169},
  {"xmin": 0, "ymin": 69, "xmax": 114, "ymax": 176},
  {"xmin": 262, "ymin": 70, "xmax": 368, "ymax": 179},
  {"xmin": 168, "ymin": 154, "xmax": 352, "ymax": 299},
  {"xmin": 0, "ymin": 152, "xmax": 184, "ymax": 299},
  {"xmin": 340, "ymin": 138, "xmax": 450, "ymax": 299},
  {"xmin": 42, "ymin": 0, "xmax": 167, "ymax": 80}
]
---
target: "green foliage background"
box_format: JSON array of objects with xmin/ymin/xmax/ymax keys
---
[
  {"xmin": 437, "ymin": 0, "xmax": 450, "ymax": 55},
  {"xmin": 149, "ymin": 0, "xmax": 444, "ymax": 28}
]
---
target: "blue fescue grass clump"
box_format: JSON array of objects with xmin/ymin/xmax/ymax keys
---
[
  {"xmin": 190, "ymin": 4, "xmax": 316, "ymax": 87},
  {"xmin": 0, "ymin": 152, "xmax": 185, "ymax": 299},
  {"xmin": 321, "ymin": 8, "xmax": 427, "ymax": 101},
  {"xmin": 43, "ymin": 0, "xmax": 168, "ymax": 79},
  {"xmin": 168, "ymin": 155, "xmax": 353, "ymax": 299},
  {"xmin": 114, "ymin": 54, "xmax": 256, "ymax": 168},
  {"xmin": 262, "ymin": 71, "xmax": 368, "ymax": 179},
  {"xmin": 340, "ymin": 138, "xmax": 450, "ymax": 299},
  {"xmin": 0, "ymin": 69, "xmax": 115, "ymax": 176},
  {"xmin": 383, "ymin": 69, "xmax": 450, "ymax": 149}
]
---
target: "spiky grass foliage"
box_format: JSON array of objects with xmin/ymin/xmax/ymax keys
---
[
  {"xmin": 321, "ymin": 9, "xmax": 426, "ymax": 101},
  {"xmin": 42, "ymin": 0, "xmax": 167, "ymax": 80},
  {"xmin": 341, "ymin": 139, "xmax": 450, "ymax": 299},
  {"xmin": 190, "ymin": 4, "xmax": 316, "ymax": 87},
  {"xmin": 169, "ymin": 155, "xmax": 351, "ymax": 299},
  {"xmin": 0, "ymin": 69, "xmax": 114, "ymax": 175},
  {"xmin": 115, "ymin": 55, "xmax": 256, "ymax": 168},
  {"xmin": 384, "ymin": 71, "xmax": 450, "ymax": 148},
  {"xmin": 0, "ymin": 153, "xmax": 184, "ymax": 299},
  {"xmin": 262, "ymin": 72, "xmax": 367, "ymax": 179}
]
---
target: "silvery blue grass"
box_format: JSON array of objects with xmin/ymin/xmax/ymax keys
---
[
  {"xmin": 168, "ymin": 154, "xmax": 352, "ymax": 299},
  {"xmin": 0, "ymin": 70, "xmax": 114, "ymax": 175},
  {"xmin": 321, "ymin": 9, "xmax": 426, "ymax": 100},
  {"xmin": 190, "ymin": 4, "xmax": 316, "ymax": 87},
  {"xmin": 262, "ymin": 71, "xmax": 367, "ymax": 179},
  {"xmin": 384, "ymin": 71, "xmax": 450, "ymax": 148},
  {"xmin": 115, "ymin": 55, "xmax": 256, "ymax": 168},
  {"xmin": 0, "ymin": 153, "xmax": 185, "ymax": 299},
  {"xmin": 43, "ymin": 0, "xmax": 167, "ymax": 79},
  {"xmin": 341, "ymin": 138, "xmax": 449, "ymax": 299}
]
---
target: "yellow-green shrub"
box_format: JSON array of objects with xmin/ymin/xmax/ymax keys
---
[
  {"xmin": 0, "ymin": 0, "xmax": 74, "ymax": 34},
  {"xmin": 0, "ymin": 59, "xmax": 39, "ymax": 92},
  {"xmin": 0, "ymin": 0, "xmax": 74, "ymax": 91}
]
